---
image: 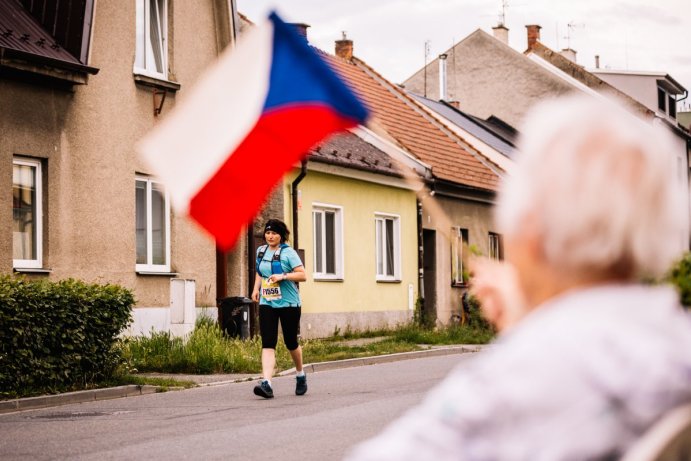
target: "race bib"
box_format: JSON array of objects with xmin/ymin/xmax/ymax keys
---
[{"xmin": 261, "ymin": 278, "xmax": 282, "ymax": 301}]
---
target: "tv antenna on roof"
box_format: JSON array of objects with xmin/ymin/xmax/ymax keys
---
[
  {"xmin": 564, "ymin": 21, "xmax": 585, "ymax": 49},
  {"xmin": 492, "ymin": 0, "xmax": 526, "ymax": 27},
  {"xmin": 499, "ymin": 0, "xmax": 509, "ymax": 26}
]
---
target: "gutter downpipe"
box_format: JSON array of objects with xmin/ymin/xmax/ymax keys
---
[
  {"xmin": 417, "ymin": 198, "xmax": 424, "ymax": 310},
  {"xmin": 292, "ymin": 159, "xmax": 308, "ymax": 252},
  {"xmin": 246, "ymin": 223, "xmax": 257, "ymax": 336}
]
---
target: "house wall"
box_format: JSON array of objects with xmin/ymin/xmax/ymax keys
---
[
  {"xmin": 594, "ymin": 73, "xmax": 660, "ymax": 115},
  {"xmin": 679, "ymin": 112, "xmax": 691, "ymax": 131},
  {"xmin": 420, "ymin": 193, "xmax": 496, "ymax": 325},
  {"xmin": 284, "ymin": 170, "xmax": 418, "ymax": 338},
  {"xmin": 405, "ymin": 30, "xmax": 690, "ymax": 253},
  {"xmin": 1, "ymin": 1, "xmax": 228, "ymax": 335},
  {"xmin": 403, "ymin": 30, "xmax": 576, "ymax": 128},
  {"xmin": 667, "ymin": 132, "xmax": 691, "ymax": 250}
]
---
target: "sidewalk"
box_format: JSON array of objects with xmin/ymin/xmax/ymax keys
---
[{"xmin": 0, "ymin": 344, "xmax": 485, "ymax": 414}]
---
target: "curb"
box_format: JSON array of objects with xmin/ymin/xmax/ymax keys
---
[
  {"xmin": 277, "ymin": 344, "xmax": 482, "ymax": 376},
  {"xmin": 0, "ymin": 385, "xmax": 159, "ymax": 415},
  {"xmin": 1, "ymin": 345, "xmax": 484, "ymax": 413},
  {"xmin": 196, "ymin": 375, "xmax": 259, "ymax": 387}
]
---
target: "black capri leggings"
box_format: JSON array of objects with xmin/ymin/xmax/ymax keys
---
[{"xmin": 259, "ymin": 304, "xmax": 301, "ymax": 350}]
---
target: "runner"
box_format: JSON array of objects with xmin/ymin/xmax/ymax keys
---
[{"xmin": 251, "ymin": 219, "xmax": 307, "ymax": 398}]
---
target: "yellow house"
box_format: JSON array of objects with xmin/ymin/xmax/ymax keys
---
[{"xmin": 278, "ymin": 130, "xmax": 429, "ymax": 338}]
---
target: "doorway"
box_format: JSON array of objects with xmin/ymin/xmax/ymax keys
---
[{"xmin": 422, "ymin": 229, "xmax": 437, "ymax": 325}]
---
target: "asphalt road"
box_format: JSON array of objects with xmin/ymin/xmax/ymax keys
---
[{"xmin": 0, "ymin": 353, "xmax": 474, "ymax": 460}]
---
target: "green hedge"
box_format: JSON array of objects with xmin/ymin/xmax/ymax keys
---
[
  {"xmin": 667, "ymin": 253, "xmax": 691, "ymax": 308},
  {"xmin": 0, "ymin": 276, "xmax": 134, "ymax": 398}
]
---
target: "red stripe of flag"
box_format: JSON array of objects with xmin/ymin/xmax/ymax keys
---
[{"xmin": 190, "ymin": 106, "xmax": 358, "ymax": 250}]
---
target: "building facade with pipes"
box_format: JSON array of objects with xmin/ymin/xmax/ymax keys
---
[
  {"xmin": 402, "ymin": 27, "xmax": 576, "ymax": 129},
  {"xmin": 404, "ymin": 23, "xmax": 691, "ymax": 252},
  {"xmin": 1, "ymin": 0, "xmax": 242, "ymax": 337}
]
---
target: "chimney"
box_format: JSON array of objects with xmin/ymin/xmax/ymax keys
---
[
  {"xmin": 289, "ymin": 23, "xmax": 310, "ymax": 41},
  {"xmin": 560, "ymin": 48, "xmax": 577, "ymax": 63},
  {"xmin": 525, "ymin": 24, "xmax": 541, "ymax": 50},
  {"xmin": 438, "ymin": 54, "xmax": 448, "ymax": 101},
  {"xmin": 492, "ymin": 24, "xmax": 509, "ymax": 45},
  {"xmin": 335, "ymin": 31, "xmax": 353, "ymax": 61},
  {"xmin": 595, "ymin": 55, "xmax": 600, "ymax": 69}
]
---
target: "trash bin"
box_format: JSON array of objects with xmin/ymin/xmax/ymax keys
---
[{"xmin": 218, "ymin": 296, "xmax": 253, "ymax": 339}]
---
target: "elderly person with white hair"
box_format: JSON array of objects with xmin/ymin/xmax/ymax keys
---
[{"xmin": 345, "ymin": 96, "xmax": 691, "ymax": 461}]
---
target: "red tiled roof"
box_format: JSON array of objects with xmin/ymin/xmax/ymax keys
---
[{"xmin": 323, "ymin": 53, "xmax": 499, "ymax": 191}]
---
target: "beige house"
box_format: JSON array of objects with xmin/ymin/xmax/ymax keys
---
[
  {"xmin": 402, "ymin": 27, "xmax": 575, "ymax": 129},
  {"xmin": 404, "ymin": 23, "xmax": 691, "ymax": 251},
  {"xmin": 1, "ymin": 0, "xmax": 243, "ymax": 336}
]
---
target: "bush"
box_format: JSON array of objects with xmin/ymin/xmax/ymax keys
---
[
  {"xmin": 0, "ymin": 276, "xmax": 134, "ymax": 398},
  {"xmin": 667, "ymin": 253, "xmax": 691, "ymax": 308}
]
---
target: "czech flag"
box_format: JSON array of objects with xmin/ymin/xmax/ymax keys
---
[{"xmin": 137, "ymin": 12, "xmax": 369, "ymax": 250}]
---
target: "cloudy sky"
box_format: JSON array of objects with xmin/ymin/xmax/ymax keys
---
[{"xmin": 237, "ymin": 0, "xmax": 691, "ymax": 112}]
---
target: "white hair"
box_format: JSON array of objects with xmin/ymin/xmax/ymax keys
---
[{"xmin": 496, "ymin": 95, "xmax": 685, "ymax": 280}]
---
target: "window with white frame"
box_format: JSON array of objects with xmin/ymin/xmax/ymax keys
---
[
  {"xmin": 489, "ymin": 232, "xmax": 502, "ymax": 260},
  {"xmin": 12, "ymin": 158, "xmax": 42, "ymax": 269},
  {"xmin": 312, "ymin": 204, "xmax": 343, "ymax": 280},
  {"xmin": 136, "ymin": 176, "xmax": 170, "ymax": 272},
  {"xmin": 135, "ymin": 0, "xmax": 168, "ymax": 79},
  {"xmin": 451, "ymin": 227, "xmax": 468, "ymax": 286},
  {"xmin": 375, "ymin": 214, "xmax": 401, "ymax": 281}
]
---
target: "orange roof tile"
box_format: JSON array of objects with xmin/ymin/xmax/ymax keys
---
[{"xmin": 323, "ymin": 53, "xmax": 500, "ymax": 191}]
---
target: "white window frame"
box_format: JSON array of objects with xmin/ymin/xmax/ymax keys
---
[
  {"xmin": 134, "ymin": 0, "xmax": 168, "ymax": 80},
  {"xmin": 451, "ymin": 227, "xmax": 468, "ymax": 286},
  {"xmin": 375, "ymin": 213, "xmax": 401, "ymax": 281},
  {"xmin": 12, "ymin": 157, "xmax": 43, "ymax": 269},
  {"xmin": 136, "ymin": 176, "xmax": 171, "ymax": 273},
  {"xmin": 312, "ymin": 203, "xmax": 344, "ymax": 280},
  {"xmin": 489, "ymin": 232, "xmax": 502, "ymax": 260}
]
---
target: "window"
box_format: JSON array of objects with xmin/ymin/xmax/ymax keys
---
[
  {"xmin": 658, "ymin": 87, "xmax": 666, "ymax": 112},
  {"xmin": 669, "ymin": 95, "xmax": 677, "ymax": 118},
  {"xmin": 489, "ymin": 232, "xmax": 503, "ymax": 260},
  {"xmin": 13, "ymin": 158, "xmax": 42, "ymax": 269},
  {"xmin": 451, "ymin": 227, "xmax": 468, "ymax": 286},
  {"xmin": 135, "ymin": 0, "xmax": 168, "ymax": 79},
  {"xmin": 375, "ymin": 214, "xmax": 401, "ymax": 281},
  {"xmin": 312, "ymin": 204, "xmax": 343, "ymax": 279},
  {"xmin": 136, "ymin": 177, "xmax": 170, "ymax": 272}
]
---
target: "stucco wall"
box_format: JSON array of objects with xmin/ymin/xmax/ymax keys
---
[
  {"xmin": 0, "ymin": 82, "xmax": 70, "ymax": 275},
  {"xmin": 403, "ymin": 30, "xmax": 577, "ymax": 128},
  {"xmin": 420, "ymin": 193, "xmax": 496, "ymax": 325},
  {"xmin": 284, "ymin": 169, "xmax": 418, "ymax": 336},
  {"xmin": 594, "ymin": 73, "xmax": 660, "ymax": 115},
  {"xmin": 1, "ymin": 2, "xmax": 225, "ymax": 314}
]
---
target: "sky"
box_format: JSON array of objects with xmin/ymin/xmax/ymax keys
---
[{"xmin": 236, "ymin": 0, "xmax": 691, "ymax": 112}]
